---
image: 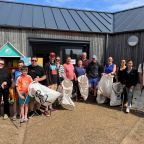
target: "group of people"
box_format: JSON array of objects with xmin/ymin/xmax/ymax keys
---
[{"xmin": 0, "ymin": 52, "xmax": 143, "ymax": 122}]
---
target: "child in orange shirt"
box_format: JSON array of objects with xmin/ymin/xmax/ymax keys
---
[{"xmin": 16, "ymin": 66, "xmax": 33, "ymax": 123}]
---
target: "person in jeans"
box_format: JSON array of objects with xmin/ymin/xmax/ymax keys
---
[
  {"xmin": 87, "ymin": 55, "xmax": 103, "ymax": 97},
  {"xmin": 124, "ymin": 59, "xmax": 138, "ymax": 113},
  {"xmin": 0, "ymin": 59, "xmax": 11, "ymax": 119}
]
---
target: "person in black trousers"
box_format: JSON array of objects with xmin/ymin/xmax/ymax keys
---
[{"xmin": 0, "ymin": 59, "xmax": 11, "ymax": 119}]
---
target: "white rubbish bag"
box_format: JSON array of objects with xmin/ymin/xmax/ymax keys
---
[
  {"xmin": 28, "ymin": 82, "xmax": 61, "ymax": 107},
  {"xmin": 110, "ymin": 82, "xmax": 123, "ymax": 106},
  {"xmin": 96, "ymin": 94, "xmax": 107, "ymax": 104},
  {"xmin": 78, "ymin": 75, "xmax": 89, "ymax": 101},
  {"xmin": 97, "ymin": 75, "xmax": 114, "ymax": 98},
  {"xmin": 132, "ymin": 84, "xmax": 144, "ymax": 112},
  {"xmin": 59, "ymin": 79, "xmax": 75, "ymax": 110}
]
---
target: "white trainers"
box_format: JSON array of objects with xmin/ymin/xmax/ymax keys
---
[
  {"xmin": 3, "ymin": 114, "xmax": 8, "ymax": 120},
  {"xmin": 126, "ymin": 107, "xmax": 130, "ymax": 113},
  {"xmin": 20, "ymin": 118, "xmax": 24, "ymax": 123},
  {"xmin": 24, "ymin": 118, "xmax": 28, "ymax": 122}
]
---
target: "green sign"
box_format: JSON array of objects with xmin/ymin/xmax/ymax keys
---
[{"xmin": 0, "ymin": 42, "xmax": 24, "ymax": 57}]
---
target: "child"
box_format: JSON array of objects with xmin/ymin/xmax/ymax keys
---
[{"xmin": 16, "ymin": 66, "xmax": 33, "ymax": 122}]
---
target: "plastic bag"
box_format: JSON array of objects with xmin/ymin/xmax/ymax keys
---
[
  {"xmin": 110, "ymin": 82, "xmax": 123, "ymax": 106},
  {"xmin": 59, "ymin": 79, "xmax": 75, "ymax": 110},
  {"xmin": 96, "ymin": 94, "xmax": 107, "ymax": 104},
  {"xmin": 78, "ymin": 75, "xmax": 89, "ymax": 101},
  {"xmin": 97, "ymin": 75, "xmax": 114, "ymax": 98},
  {"xmin": 132, "ymin": 84, "xmax": 144, "ymax": 112},
  {"xmin": 28, "ymin": 82, "xmax": 61, "ymax": 106}
]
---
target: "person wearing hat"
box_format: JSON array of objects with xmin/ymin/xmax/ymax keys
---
[
  {"xmin": 87, "ymin": 55, "xmax": 103, "ymax": 98},
  {"xmin": 44, "ymin": 52, "xmax": 59, "ymax": 90}
]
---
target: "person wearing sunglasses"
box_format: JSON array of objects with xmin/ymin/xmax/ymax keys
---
[
  {"xmin": 28, "ymin": 56, "xmax": 46, "ymax": 117},
  {"xmin": 0, "ymin": 59, "xmax": 11, "ymax": 119}
]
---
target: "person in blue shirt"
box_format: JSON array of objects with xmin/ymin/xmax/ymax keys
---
[{"xmin": 75, "ymin": 59, "xmax": 86, "ymax": 100}]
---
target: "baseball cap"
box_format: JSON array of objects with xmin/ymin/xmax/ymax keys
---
[
  {"xmin": 50, "ymin": 52, "xmax": 56, "ymax": 58},
  {"xmin": 92, "ymin": 55, "xmax": 97, "ymax": 60}
]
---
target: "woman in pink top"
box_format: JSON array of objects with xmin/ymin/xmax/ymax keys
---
[
  {"xmin": 63, "ymin": 56, "xmax": 76, "ymax": 81},
  {"xmin": 63, "ymin": 57, "xmax": 76, "ymax": 97}
]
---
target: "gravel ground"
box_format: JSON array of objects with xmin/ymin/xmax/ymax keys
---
[{"xmin": 0, "ymin": 102, "xmax": 143, "ymax": 144}]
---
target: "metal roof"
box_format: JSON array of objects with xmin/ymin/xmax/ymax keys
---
[
  {"xmin": 114, "ymin": 6, "xmax": 144, "ymax": 33},
  {"xmin": 0, "ymin": 1, "xmax": 144, "ymax": 33},
  {"xmin": 0, "ymin": 1, "xmax": 113, "ymax": 33}
]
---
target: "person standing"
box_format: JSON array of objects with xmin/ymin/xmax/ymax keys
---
[
  {"xmin": 44, "ymin": 52, "xmax": 59, "ymax": 90},
  {"xmin": 87, "ymin": 55, "xmax": 103, "ymax": 97},
  {"xmin": 16, "ymin": 66, "xmax": 33, "ymax": 122},
  {"xmin": 138, "ymin": 60, "xmax": 144, "ymax": 90},
  {"xmin": 0, "ymin": 59, "xmax": 11, "ymax": 119},
  {"xmin": 81, "ymin": 52, "xmax": 89, "ymax": 69},
  {"xmin": 125, "ymin": 60, "xmax": 138, "ymax": 113},
  {"xmin": 11, "ymin": 60, "xmax": 24, "ymax": 120},
  {"xmin": 28, "ymin": 56, "xmax": 46, "ymax": 116},
  {"xmin": 75, "ymin": 59, "xmax": 86, "ymax": 100}
]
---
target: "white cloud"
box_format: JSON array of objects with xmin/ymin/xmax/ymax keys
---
[{"xmin": 108, "ymin": 0, "xmax": 144, "ymax": 11}]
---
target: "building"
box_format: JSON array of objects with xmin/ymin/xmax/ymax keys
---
[{"xmin": 0, "ymin": 1, "xmax": 143, "ymax": 66}]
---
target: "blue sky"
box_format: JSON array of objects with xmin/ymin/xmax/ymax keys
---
[{"xmin": 4, "ymin": 0, "xmax": 144, "ymax": 12}]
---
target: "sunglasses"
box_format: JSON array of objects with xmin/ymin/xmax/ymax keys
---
[{"xmin": 31, "ymin": 60, "xmax": 37, "ymax": 62}]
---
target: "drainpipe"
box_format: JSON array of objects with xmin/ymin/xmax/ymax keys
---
[{"xmin": 104, "ymin": 34, "xmax": 109, "ymax": 65}]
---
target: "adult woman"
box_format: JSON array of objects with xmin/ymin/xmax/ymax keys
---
[
  {"xmin": 0, "ymin": 59, "xmax": 11, "ymax": 119},
  {"xmin": 104, "ymin": 57, "xmax": 116, "ymax": 75},
  {"xmin": 75, "ymin": 59, "xmax": 86, "ymax": 100},
  {"xmin": 117, "ymin": 59, "xmax": 127, "ymax": 106},
  {"xmin": 125, "ymin": 59, "xmax": 138, "ymax": 113}
]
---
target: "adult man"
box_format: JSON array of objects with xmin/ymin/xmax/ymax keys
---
[
  {"xmin": 44, "ymin": 52, "xmax": 59, "ymax": 90},
  {"xmin": 0, "ymin": 59, "xmax": 11, "ymax": 119},
  {"xmin": 81, "ymin": 52, "xmax": 89, "ymax": 69},
  {"xmin": 87, "ymin": 55, "xmax": 103, "ymax": 97},
  {"xmin": 28, "ymin": 56, "xmax": 46, "ymax": 116}
]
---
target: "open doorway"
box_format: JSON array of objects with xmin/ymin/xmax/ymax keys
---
[{"xmin": 29, "ymin": 39, "xmax": 89, "ymax": 65}]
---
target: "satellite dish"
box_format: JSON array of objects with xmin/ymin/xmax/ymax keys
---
[{"xmin": 128, "ymin": 35, "xmax": 139, "ymax": 46}]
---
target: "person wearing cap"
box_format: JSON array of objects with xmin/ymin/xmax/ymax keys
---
[
  {"xmin": 87, "ymin": 55, "xmax": 103, "ymax": 98},
  {"xmin": 44, "ymin": 52, "xmax": 59, "ymax": 90},
  {"xmin": 81, "ymin": 52, "xmax": 90, "ymax": 69}
]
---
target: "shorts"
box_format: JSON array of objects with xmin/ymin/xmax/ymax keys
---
[
  {"xmin": 89, "ymin": 77, "xmax": 100, "ymax": 88},
  {"xmin": 19, "ymin": 93, "xmax": 30, "ymax": 105}
]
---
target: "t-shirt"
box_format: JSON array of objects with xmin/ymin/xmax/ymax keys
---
[
  {"xmin": 63, "ymin": 63, "xmax": 75, "ymax": 80},
  {"xmin": 12, "ymin": 69, "xmax": 22, "ymax": 84},
  {"xmin": 28, "ymin": 65, "xmax": 46, "ymax": 85},
  {"xmin": 138, "ymin": 63, "xmax": 144, "ymax": 86},
  {"xmin": 75, "ymin": 66, "xmax": 86, "ymax": 77},
  {"xmin": 16, "ymin": 75, "xmax": 33, "ymax": 93}
]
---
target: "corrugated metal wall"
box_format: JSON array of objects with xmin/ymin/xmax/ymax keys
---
[
  {"xmin": 107, "ymin": 32, "xmax": 144, "ymax": 67},
  {"xmin": 0, "ymin": 28, "xmax": 106, "ymax": 63}
]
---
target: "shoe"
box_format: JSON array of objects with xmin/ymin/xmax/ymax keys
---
[
  {"xmin": 126, "ymin": 107, "xmax": 130, "ymax": 113},
  {"xmin": 23, "ymin": 118, "xmax": 28, "ymax": 122},
  {"xmin": 20, "ymin": 118, "xmax": 24, "ymax": 123},
  {"xmin": 12, "ymin": 115, "xmax": 16, "ymax": 121},
  {"xmin": 3, "ymin": 114, "xmax": 8, "ymax": 120},
  {"xmin": 43, "ymin": 111, "xmax": 50, "ymax": 117}
]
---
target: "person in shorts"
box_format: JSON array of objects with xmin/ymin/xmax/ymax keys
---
[{"xmin": 16, "ymin": 66, "xmax": 33, "ymax": 122}]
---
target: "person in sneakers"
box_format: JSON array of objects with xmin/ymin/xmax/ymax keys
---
[
  {"xmin": 16, "ymin": 66, "xmax": 33, "ymax": 122},
  {"xmin": 28, "ymin": 56, "xmax": 47, "ymax": 116},
  {"xmin": 125, "ymin": 59, "xmax": 138, "ymax": 113},
  {"xmin": 0, "ymin": 59, "xmax": 11, "ymax": 120},
  {"xmin": 11, "ymin": 60, "xmax": 24, "ymax": 120},
  {"xmin": 87, "ymin": 55, "xmax": 103, "ymax": 97}
]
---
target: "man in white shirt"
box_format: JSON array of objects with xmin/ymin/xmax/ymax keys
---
[{"xmin": 138, "ymin": 62, "xmax": 144, "ymax": 89}]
